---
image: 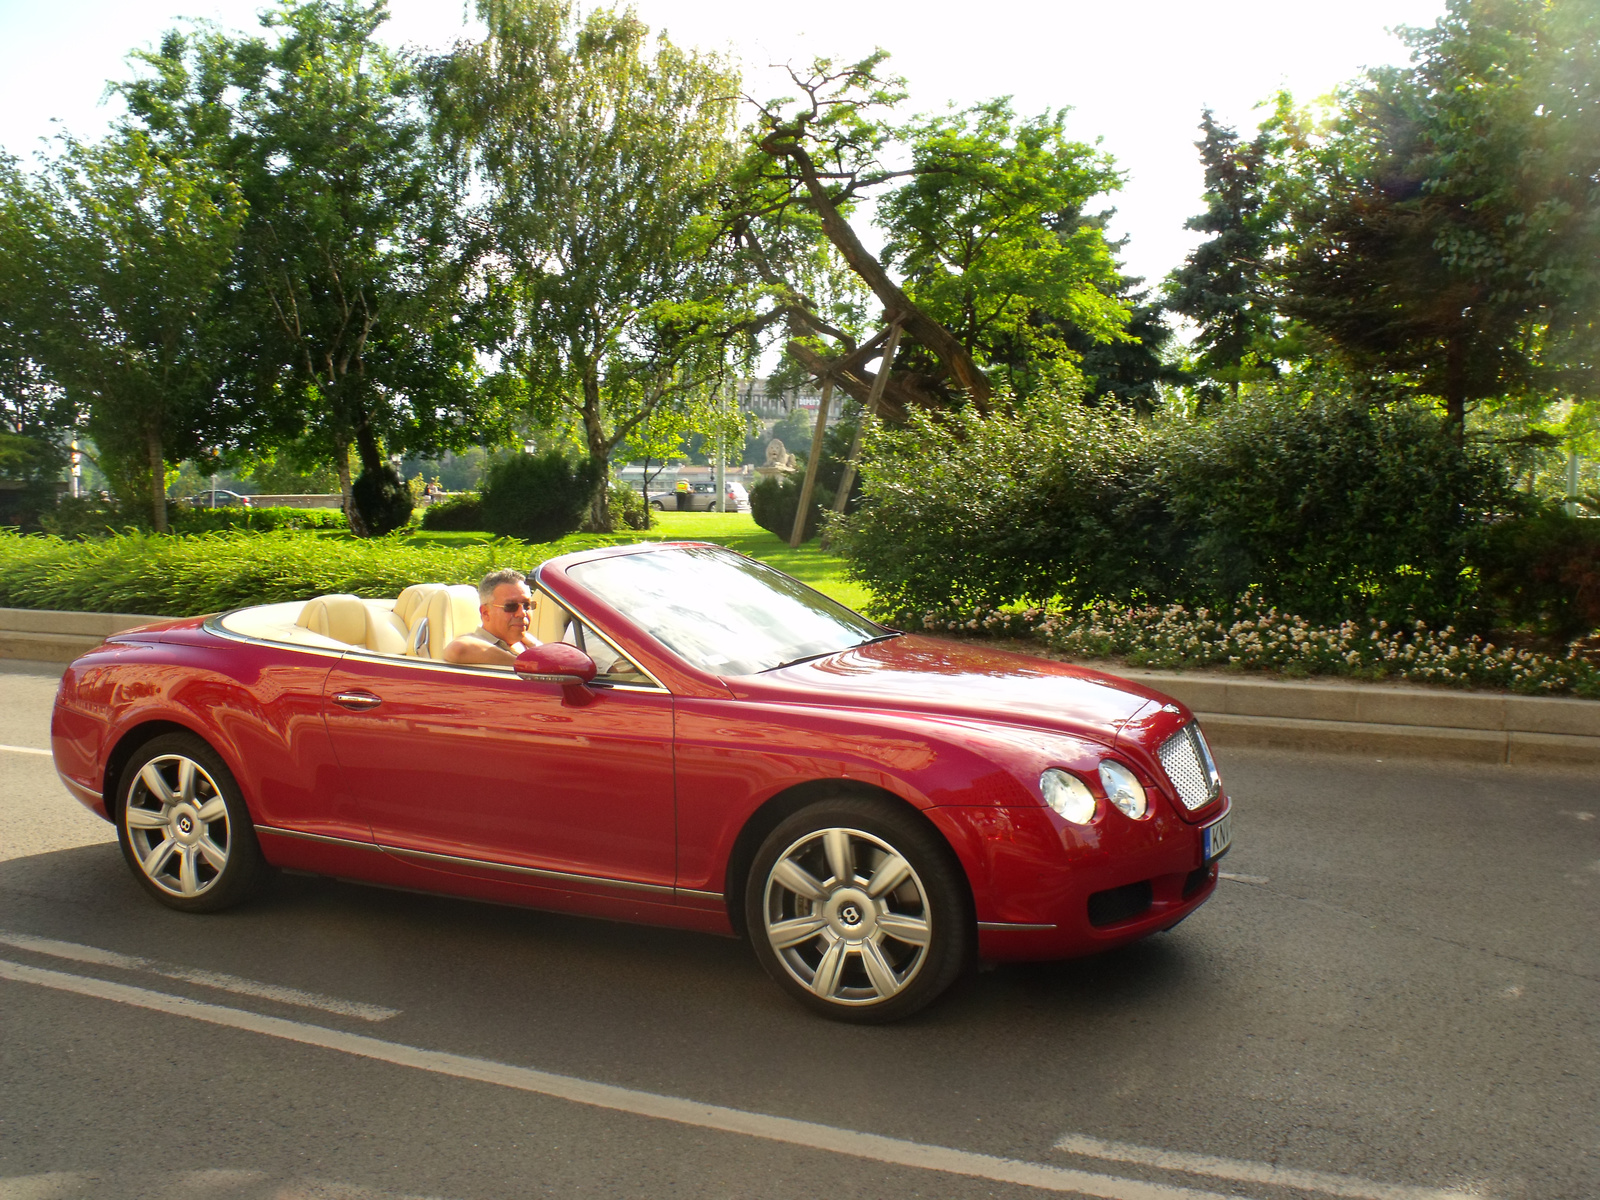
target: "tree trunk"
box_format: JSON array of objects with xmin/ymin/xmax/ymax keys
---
[
  {"xmin": 1443, "ymin": 336, "xmax": 1467, "ymax": 446},
  {"xmin": 146, "ymin": 428, "xmax": 168, "ymax": 534},
  {"xmin": 761, "ymin": 134, "xmax": 992, "ymax": 407},
  {"xmin": 335, "ymin": 440, "xmax": 367, "ymax": 538},
  {"xmin": 580, "ymin": 364, "xmax": 613, "ymax": 533}
]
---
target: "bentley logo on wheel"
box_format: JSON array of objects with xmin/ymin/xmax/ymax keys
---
[{"xmin": 840, "ymin": 904, "xmax": 862, "ymax": 925}]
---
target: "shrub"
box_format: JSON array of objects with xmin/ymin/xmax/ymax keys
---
[
  {"xmin": 0, "ymin": 527, "xmax": 628, "ymax": 616},
  {"xmin": 834, "ymin": 382, "xmax": 1518, "ymax": 629},
  {"xmin": 749, "ymin": 474, "xmax": 835, "ymax": 542},
  {"xmin": 168, "ymin": 505, "xmax": 347, "ymax": 533},
  {"xmin": 1476, "ymin": 506, "xmax": 1600, "ymax": 641},
  {"xmin": 419, "ymin": 492, "xmax": 485, "ymax": 532},
  {"xmin": 609, "ymin": 477, "xmax": 647, "ymax": 531},
  {"xmin": 479, "ymin": 451, "xmax": 602, "ymax": 543},
  {"xmin": 352, "ymin": 465, "xmax": 414, "ymax": 536}
]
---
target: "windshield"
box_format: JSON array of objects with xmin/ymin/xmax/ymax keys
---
[{"xmin": 566, "ymin": 546, "xmax": 887, "ymax": 676}]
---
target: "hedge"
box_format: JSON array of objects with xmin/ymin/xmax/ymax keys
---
[{"xmin": 0, "ymin": 529, "xmax": 624, "ymax": 616}]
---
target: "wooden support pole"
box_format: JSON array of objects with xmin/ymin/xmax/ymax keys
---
[
  {"xmin": 822, "ymin": 320, "xmax": 904, "ymax": 549},
  {"xmin": 789, "ymin": 377, "xmax": 833, "ymax": 548}
]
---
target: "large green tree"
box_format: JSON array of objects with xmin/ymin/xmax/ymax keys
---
[
  {"xmin": 123, "ymin": 1, "xmax": 500, "ymax": 535},
  {"xmin": 876, "ymin": 99, "xmax": 1130, "ymax": 397},
  {"xmin": 1278, "ymin": 0, "xmax": 1600, "ymax": 433},
  {"xmin": 1165, "ymin": 108, "xmax": 1288, "ymax": 403},
  {"xmin": 431, "ymin": 0, "xmax": 747, "ymax": 529},
  {"xmin": 20, "ymin": 133, "xmax": 244, "ymax": 530}
]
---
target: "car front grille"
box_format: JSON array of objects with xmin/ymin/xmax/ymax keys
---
[{"xmin": 1158, "ymin": 723, "xmax": 1219, "ymax": 811}]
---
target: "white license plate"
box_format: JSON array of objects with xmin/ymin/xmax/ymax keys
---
[{"xmin": 1202, "ymin": 811, "xmax": 1232, "ymax": 861}]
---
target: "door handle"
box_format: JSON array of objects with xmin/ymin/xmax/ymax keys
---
[{"xmin": 332, "ymin": 691, "xmax": 383, "ymax": 710}]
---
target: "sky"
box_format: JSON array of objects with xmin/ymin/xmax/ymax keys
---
[{"xmin": 0, "ymin": 0, "xmax": 1449, "ymax": 289}]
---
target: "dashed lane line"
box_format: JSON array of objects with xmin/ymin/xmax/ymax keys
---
[
  {"xmin": 0, "ymin": 930, "xmax": 399, "ymax": 1022},
  {"xmin": 0, "ymin": 744, "xmax": 51, "ymax": 756},
  {"xmin": 1052, "ymin": 1133, "xmax": 1485, "ymax": 1200},
  {"xmin": 1, "ymin": 957, "xmax": 1244, "ymax": 1200}
]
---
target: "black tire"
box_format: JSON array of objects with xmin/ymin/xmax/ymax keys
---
[
  {"xmin": 649, "ymin": 500, "xmax": 666, "ymax": 511},
  {"xmin": 745, "ymin": 796, "xmax": 972, "ymax": 1023},
  {"xmin": 115, "ymin": 732, "xmax": 269, "ymax": 913}
]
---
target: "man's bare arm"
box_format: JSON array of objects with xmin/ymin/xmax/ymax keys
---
[{"xmin": 441, "ymin": 637, "xmax": 518, "ymax": 666}]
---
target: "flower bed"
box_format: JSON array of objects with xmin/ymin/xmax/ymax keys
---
[{"xmin": 907, "ymin": 596, "xmax": 1600, "ymax": 699}]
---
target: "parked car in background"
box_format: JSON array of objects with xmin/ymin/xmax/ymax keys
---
[
  {"xmin": 724, "ymin": 481, "xmax": 749, "ymax": 512},
  {"xmin": 178, "ymin": 489, "xmax": 252, "ymax": 509},
  {"xmin": 644, "ymin": 481, "xmax": 719, "ymax": 511}
]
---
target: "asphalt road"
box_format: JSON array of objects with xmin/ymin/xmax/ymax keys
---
[{"xmin": 1, "ymin": 658, "xmax": 1596, "ymax": 1200}]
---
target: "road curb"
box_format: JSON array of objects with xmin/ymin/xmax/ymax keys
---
[{"xmin": 4, "ymin": 607, "xmax": 1597, "ymax": 767}]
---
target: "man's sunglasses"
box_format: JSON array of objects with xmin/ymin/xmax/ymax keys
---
[{"xmin": 494, "ymin": 600, "xmax": 535, "ymax": 613}]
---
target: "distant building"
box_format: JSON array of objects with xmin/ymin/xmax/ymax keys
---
[{"xmin": 734, "ymin": 378, "xmax": 839, "ymax": 425}]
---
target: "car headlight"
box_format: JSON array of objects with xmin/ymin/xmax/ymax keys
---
[
  {"xmin": 1098, "ymin": 759, "xmax": 1147, "ymax": 819},
  {"xmin": 1040, "ymin": 768, "xmax": 1096, "ymax": 824}
]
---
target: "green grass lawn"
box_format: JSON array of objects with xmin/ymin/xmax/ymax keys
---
[{"xmin": 401, "ymin": 510, "xmax": 870, "ymax": 611}]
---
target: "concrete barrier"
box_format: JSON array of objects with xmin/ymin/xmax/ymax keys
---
[
  {"xmin": 0, "ymin": 607, "xmax": 165, "ymax": 663},
  {"xmin": 1116, "ymin": 669, "xmax": 1600, "ymax": 768}
]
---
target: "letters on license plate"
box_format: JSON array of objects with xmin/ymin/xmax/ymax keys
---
[{"xmin": 1202, "ymin": 811, "xmax": 1232, "ymax": 861}]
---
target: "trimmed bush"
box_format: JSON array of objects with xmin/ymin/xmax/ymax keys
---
[
  {"xmin": 609, "ymin": 478, "xmax": 647, "ymax": 531},
  {"xmin": 168, "ymin": 505, "xmax": 347, "ymax": 533},
  {"xmin": 750, "ymin": 474, "xmax": 835, "ymax": 543},
  {"xmin": 352, "ymin": 465, "xmax": 414, "ymax": 536},
  {"xmin": 480, "ymin": 451, "xmax": 602, "ymax": 543},
  {"xmin": 419, "ymin": 493, "xmax": 485, "ymax": 532}
]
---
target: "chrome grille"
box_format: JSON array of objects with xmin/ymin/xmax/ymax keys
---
[{"xmin": 1159, "ymin": 724, "xmax": 1218, "ymax": 811}]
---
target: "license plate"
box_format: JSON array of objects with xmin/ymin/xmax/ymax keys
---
[{"xmin": 1202, "ymin": 811, "xmax": 1232, "ymax": 861}]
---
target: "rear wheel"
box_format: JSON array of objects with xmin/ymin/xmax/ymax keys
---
[
  {"xmin": 115, "ymin": 732, "xmax": 268, "ymax": 913},
  {"xmin": 745, "ymin": 796, "xmax": 971, "ymax": 1022}
]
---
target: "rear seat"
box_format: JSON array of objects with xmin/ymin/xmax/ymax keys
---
[{"xmin": 295, "ymin": 594, "xmax": 409, "ymax": 655}]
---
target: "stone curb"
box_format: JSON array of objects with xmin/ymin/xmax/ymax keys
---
[{"xmin": 3, "ymin": 608, "xmax": 1597, "ymax": 767}]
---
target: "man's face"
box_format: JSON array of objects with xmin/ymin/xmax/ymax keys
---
[{"xmin": 482, "ymin": 580, "xmax": 534, "ymax": 645}]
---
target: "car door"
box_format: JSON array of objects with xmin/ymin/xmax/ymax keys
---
[{"xmin": 319, "ymin": 626, "xmax": 675, "ymax": 894}]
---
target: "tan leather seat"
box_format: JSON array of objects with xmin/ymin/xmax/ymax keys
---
[
  {"xmin": 530, "ymin": 590, "xmax": 573, "ymax": 646},
  {"xmin": 295, "ymin": 595, "xmax": 369, "ymax": 646},
  {"xmin": 295, "ymin": 594, "xmax": 408, "ymax": 655},
  {"xmin": 408, "ymin": 584, "xmax": 481, "ymax": 660}
]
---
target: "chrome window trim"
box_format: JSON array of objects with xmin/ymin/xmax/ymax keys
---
[{"xmin": 976, "ymin": 921, "xmax": 1058, "ymax": 931}]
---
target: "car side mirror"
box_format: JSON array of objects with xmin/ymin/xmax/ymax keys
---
[{"xmin": 514, "ymin": 643, "xmax": 598, "ymax": 686}]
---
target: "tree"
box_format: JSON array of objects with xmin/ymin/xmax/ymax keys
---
[
  {"xmin": 22, "ymin": 133, "xmax": 244, "ymax": 530},
  {"xmin": 431, "ymin": 0, "xmax": 748, "ymax": 530},
  {"xmin": 876, "ymin": 99, "xmax": 1130, "ymax": 397},
  {"xmin": 122, "ymin": 2, "xmax": 500, "ymax": 535},
  {"xmin": 1277, "ymin": 0, "xmax": 1600, "ymax": 434},
  {"xmin": 1165, "ymin": 109, "xmax": 1288, "ymax": 403}
]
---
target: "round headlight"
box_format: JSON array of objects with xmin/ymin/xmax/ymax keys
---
[
  {"xmin": 1040, "ymin": 768, "xmax": 1096, "ymax": 824},
  {"xmin": 1098, "ymin": 760, "xmax": 1147, "ymax": 819}
]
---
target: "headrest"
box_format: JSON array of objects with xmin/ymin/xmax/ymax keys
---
[
  {"xmin": 395, "ymin": 583, "xmax": 447, "ymax": 625},
  {"xmin": 411, "ymin": 584, "xmax": 482, "ymax": 659},
  {"xmin": 532, "ymin": 591, "xmax": 573, "ymax": 646},
  {"xmin": 295, "ymin": 595, "xmax": 369, "ymax": 646}
]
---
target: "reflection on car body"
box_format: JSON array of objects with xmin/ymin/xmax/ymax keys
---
[{"xmin": 50, "ymin": 542, "xmax": 1231, "ymax": 1022}]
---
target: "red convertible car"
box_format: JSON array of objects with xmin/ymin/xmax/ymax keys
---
[{"xmin": 50, "ymin": 543, "xmax": 1232, "ymax": 1021}]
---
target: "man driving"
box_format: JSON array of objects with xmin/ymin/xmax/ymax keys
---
[{"xmin": 443, "ymin": 568, "xmax": 543, "ymax": 666}]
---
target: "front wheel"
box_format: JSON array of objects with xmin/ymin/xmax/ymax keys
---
[
  {"xmin": 115, "ymin": 732, "xmax": 269, "ymax": 913},
  {"xmin": 745, "ymin": 797, "xmax": 972, "ymax": 1022}
]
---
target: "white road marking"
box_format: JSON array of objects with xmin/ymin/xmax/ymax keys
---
[
  {"xmin": 0, "ymin": 744, "xmax": 51, "ymax": 757},
  {"xmin": 2, "ymin": 957, "xmax": 1243, "ymax": 1200},
  {"xmin": 1218, "ymin": 872, "xmax": 1270, "ymax": 885},
  {"xmin": 1053, "ymin": 1132, "xmax": 1485, "ymax": 1200},
  {"xmin": 0, "ymin": 931, "xmax": 399, "ymax": 1022}
]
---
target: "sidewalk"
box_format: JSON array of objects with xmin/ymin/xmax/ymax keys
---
[{"xmin": 4, "ymin": 606, "xmax": 1597, "ymax": 768}]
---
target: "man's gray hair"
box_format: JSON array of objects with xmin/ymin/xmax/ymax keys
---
[{"xmin": 478, "ymin": 568, "xmax": 527, "ymax": 603}]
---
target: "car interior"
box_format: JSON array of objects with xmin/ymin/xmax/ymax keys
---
[{"xmin": 213, "ymin": 584, "xmax": 654, "ymax": 685}]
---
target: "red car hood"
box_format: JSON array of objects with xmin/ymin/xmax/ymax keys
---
[{"xmin": 726, "ymin": 634, "xmax": 1171, "ymax": 744}]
